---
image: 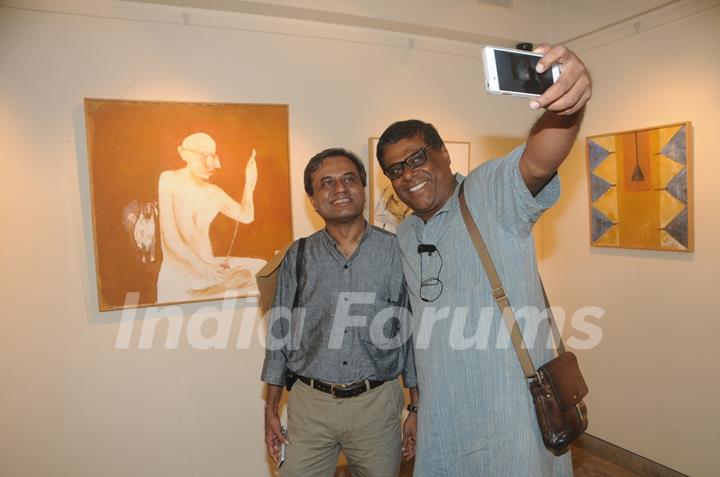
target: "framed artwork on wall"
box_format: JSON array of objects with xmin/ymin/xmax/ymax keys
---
[
  {"xmin": 585, "ymin": 122, "xmax": 693, "ymax": 252},
  {"xmin": 368, "ymin": 137, "xmax": 470, "ymax": 233},
  {"xmin": 84, "ymin": 99, "xmax": 293, "ymax": 311}
]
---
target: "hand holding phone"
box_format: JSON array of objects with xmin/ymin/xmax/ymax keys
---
[
  {"xmin": 482, "ymin": 46, "xmax": 561, "ymax": 98},
  {"xmin": 278, "ymin": 426, "xmax": 287, "ymax": 469},
  {"xmin": 526, "ymin": 44, "xmax": 592, "ymax": 115}
]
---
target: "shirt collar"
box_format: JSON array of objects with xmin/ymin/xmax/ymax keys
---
[
  {"xmin": 321, "ymin": 219, "xmax": 371, "ymax": 248},
  {"xmin": 436, "ymin": 173, "xmax": 464, "ymax": 215}
]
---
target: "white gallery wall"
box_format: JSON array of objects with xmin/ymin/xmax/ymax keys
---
[
  {"xmin": 1, "ymin": 0, "xmax": 718, "ymax": 476},
  {"xmin": 0, "ymin": 2, "xmax": 538, "ymax": 477},
  {"xmin": 542, "ymin": 5, "xmax": 720, "ymax": 476}
]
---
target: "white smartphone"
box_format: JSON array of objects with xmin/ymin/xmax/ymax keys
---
[
  {"xmin": 278, "ymin": 426, "xmax": 287, "ymax": 469},
  {"xmin": 482, "ymin": 46, "xmax": 561, "ymax": 98}
]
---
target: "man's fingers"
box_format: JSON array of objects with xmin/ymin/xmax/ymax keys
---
[
  {"xmin": 559, "ymin": 89, "xmax": 592, "ymax": 116},
  {"xmin": 556, "ymin": 86, "xmax": 587, "ymax": 116},
  {"xmin": 535, "ymin": 44, "xmax": 568, "ymax": 77},
  {"xmin": 533, "ymin": 80, "xmax": 568, "ymax": 110},
  {"xmin": 532, "ymin": 43, "xmax": 551, "ymax": 55},
  {"xmin": 265, "ymin": 436, "xmax": 279, "ymax": 462},
  {"xmin": 544, "ymin": 79, "xmax": 584, "ymax": 112},
  {"xmin": 538, "ymin": 44, "xmax": 570, "ymax": 69},
  {"xmin": 545, "ymin": 75, "xmax": 590, "ymax": 113},
  {"xmin": 530, "ymin": 47, "xmax": 590, "ymax": 114},
  {"xmin": 536, "ymin": 66, "xmax": 579, "ymax": 107},
  {"xmin": 276, "ymin": 429, "xmax": 290, "ymax": 445},
  {"xmin": 401, "ymin": 433, "xmax": 416, "ymax": 460},
  {"xmin": 269, "ymin": 423, "xmax": 289, "ymax": 444},
  {"xmin": 401, "ymin": 445, "xmax": 416, "ymax": 460},
  {"xmin": 265, "ymin": 416, "xmax": 289, "ymax": 463}
]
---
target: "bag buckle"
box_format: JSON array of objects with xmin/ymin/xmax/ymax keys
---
[{"xmin": 491, "ymin": 286, "xmax": 507, "ymax": 302}]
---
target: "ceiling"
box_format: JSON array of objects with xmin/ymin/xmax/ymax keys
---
[{"xmin": 120, "ymin": 0, "xmax": 677, "ymax": 45}]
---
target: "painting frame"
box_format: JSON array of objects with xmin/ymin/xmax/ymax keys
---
[
  {"xmin": 585, "ymin": 121, "xmax": 693, "ymax": 252},
  {"xmin": 84, "ymin": 98, "xmax": 294, "ymax": 311},
  {"xmin": 368, "ymin": 137, "xmax": 470, "ymax": 233}
]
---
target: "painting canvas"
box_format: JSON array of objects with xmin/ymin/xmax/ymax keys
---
[
  {"xmin": 85, "ymin": 99, "xmax": 293, "ymax": 311},
  {"xmin": 586, "ymin": 122, "xmax": 692, "ymax": 252},
  {"xmin": 368, "ymin": 138, "xmax": 470, "ymax": 233}
]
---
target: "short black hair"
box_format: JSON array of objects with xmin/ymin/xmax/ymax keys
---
[
  {"xmin": 304, "ymin": 147, "xmax": 367, "ymax": 196},
  {"xmin": 376, "ymin": 119, "xmax": 445, "ymax": 166}
]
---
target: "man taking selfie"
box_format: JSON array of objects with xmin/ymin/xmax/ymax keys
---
[{"xmin": 374, "ymin": 44, "xmax": 591, "ymax": 476}]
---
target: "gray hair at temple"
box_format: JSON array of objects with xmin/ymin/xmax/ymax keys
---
[
  {"xmin": 376, "ymin": 119, "xmax": 445, "ymax": 165},
  {"xmin": 304, "ymin": 147, "xmax": 367, "ymax": 196}
]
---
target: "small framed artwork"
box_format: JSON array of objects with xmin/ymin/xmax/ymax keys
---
[
  {"xmin": 84, "ymin": 98, "xmax": 293, "ymax": 311},
  {"xmin": 368, "ymin": 138, "xmax": 470, "ymax": 233},
  {"xmin": 585, "ymin": 122, "xmax": 693, "ymax": 252}
]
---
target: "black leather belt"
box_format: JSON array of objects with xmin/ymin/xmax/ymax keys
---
[{"xmin": 297, "ymin": 375, "xmax": 385, "ymax": 399}]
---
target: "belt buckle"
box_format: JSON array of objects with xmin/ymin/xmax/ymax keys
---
[{"xmin": 331, "ymin": 383, "xmax": 350, "ymax": 399}]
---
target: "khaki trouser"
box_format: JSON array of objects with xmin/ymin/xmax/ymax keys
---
[{"xmin": 280, "ymin": 378, "xmax": 405, "ymax": 477}]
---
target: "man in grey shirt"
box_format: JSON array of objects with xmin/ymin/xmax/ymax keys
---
[{"xmin": 261, "ymin": 148, "xmax": 418, "ymax": 476}]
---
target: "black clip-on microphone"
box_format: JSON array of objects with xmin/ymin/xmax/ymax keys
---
[{"xmin": 417, "ymin": 244, "xmax": 437, "ymax": 255}]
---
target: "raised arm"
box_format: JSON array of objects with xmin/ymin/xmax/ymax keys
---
[
  {"xmin": 218, "ymin": 149, "xmax": 257, "ymax": 223},
  {"xmin": 519, "ymin": 44, "xmax": 592, "ymax": 195}
]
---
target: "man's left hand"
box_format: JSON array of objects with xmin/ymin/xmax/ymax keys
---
[
  {"xmin": 530, "ymin": 44, "xmax": 592, "ymax": 116},
  {"xmin": 401, "ymin": 412, "xmax": 417, "ymax": 460}
]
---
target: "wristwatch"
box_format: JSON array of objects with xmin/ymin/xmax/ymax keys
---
[{"xmin": 407, "ymin": 404, "xmax": 418, "ymax": 413}]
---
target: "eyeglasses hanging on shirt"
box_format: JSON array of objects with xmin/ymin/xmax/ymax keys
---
[{"xmin": 417, "ymin": 243, "xmax": 443, "ymax": 302}]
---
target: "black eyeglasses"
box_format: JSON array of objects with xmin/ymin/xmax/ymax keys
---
[
  {"xmin": 383, "ymin": 145, "xmax": 433, "ymax": 180},
  {"xmin": 417, "ymin": 243, "xmax": 443, "ymax": 302}
]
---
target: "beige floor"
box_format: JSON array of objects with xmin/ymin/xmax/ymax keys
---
[{"xmin": 572, "ymin": 445, "xmax": 642, "ymax": 477}]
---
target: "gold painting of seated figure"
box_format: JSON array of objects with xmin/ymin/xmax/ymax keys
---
[{"xmin": 85, "ymin": 99, "xmax": 292, "ymax": 311}]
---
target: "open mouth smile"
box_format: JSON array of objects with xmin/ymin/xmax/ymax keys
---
[{"xmin": 408, "ymin": 181, "xmax": 429, "ymax": 193}]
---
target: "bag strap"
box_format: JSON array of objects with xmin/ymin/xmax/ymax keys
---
[
  {"xmin": 458, "ymin": 182, "xmax": 565, "ymax": 379},
  {"xmin": 541, "ymin": 280, "xmax": 566, "ymax": 356},
  {"xmin": 292, "ymin": 238, "xmax": 306, "ymax": 309}
]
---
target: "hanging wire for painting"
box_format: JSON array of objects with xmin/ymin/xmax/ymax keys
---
[
  {"xmin": 119, "ymin": 23, "xmax": 186, "ymax": 100},
  {"xmin": 108, "ymin": 10, "xmax": 261, "ymax": 265},
  {"xmin": 184, "ymin": 20, "xmax": 260, "ymax": 263}
]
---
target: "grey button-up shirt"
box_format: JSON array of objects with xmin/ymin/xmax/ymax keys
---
[{"xmin": 261, "ymin": 224, "xmax": 417, "ymax": 387}]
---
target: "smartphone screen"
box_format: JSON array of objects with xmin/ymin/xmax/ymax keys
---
[{"xmin": 494, "ymin": 50, "xmax": 555, "ymax": 95}]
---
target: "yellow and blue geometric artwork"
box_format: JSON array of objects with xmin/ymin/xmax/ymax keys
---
[{"xmin": 585, "ymin": 122, "xmax": 693, "ymax": 252}]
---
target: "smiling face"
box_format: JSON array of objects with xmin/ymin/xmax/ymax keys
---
[
  {"xmin": 379, "ymin": 134, "xmax": 456, "ymax": 222},
  {"xmin": 308, "ymin": 155, "xmax": 366, "ymax": 225}
]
